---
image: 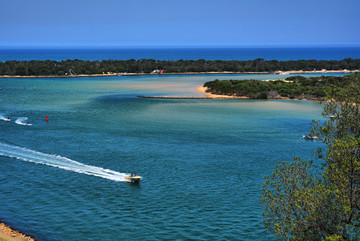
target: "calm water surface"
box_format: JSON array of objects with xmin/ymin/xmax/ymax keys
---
[
  {"xmin": 0, "ymin": 74, "xmax": 328, "ymax": 240},
  {"xmin": 1, "ymin": 47, "xmax": 360, "ymax": 61}
]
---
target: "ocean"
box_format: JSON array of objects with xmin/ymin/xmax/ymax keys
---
[
  {"xmin": 1, "ymin": 46, "xmax": 360, "ymax": 61},
  {"xmin": 0, "ymin": 47, "xmax": 351, "ymax": 240}
]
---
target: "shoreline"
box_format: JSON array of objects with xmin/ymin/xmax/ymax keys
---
[
  {"xmin": 0, "ymin": 69, "xmax": 358, "ymax": 79},
  {"xmin": 0, "ymin": 222, "xmax": 34, "ymax": 241},
  {"xmin": 195, "ymin": 86, "xmax": 250, "ymax": 99}
]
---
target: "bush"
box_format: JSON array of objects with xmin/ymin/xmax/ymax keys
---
[{"xmin": 258, "ymin": 92, "xmax": 268, "ymax": 99}]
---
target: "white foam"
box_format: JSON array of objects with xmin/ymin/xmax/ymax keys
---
[
  {"xmin": 15, "ymin": 117, "xmax": 32, "ymax": 126},
  {"xmin": 0, "ymin": 115, "xmax": 10, "ymax": 122},
  {"xmin": 0, "ymin": 143, "xmax": 127, "ymax": 182}
]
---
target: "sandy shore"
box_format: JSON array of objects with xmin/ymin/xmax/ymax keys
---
[
  {"xmin": 0, "ymin": 222, "xmax": 34, "ymax": 241},
  {"xmin": 275, "ymin": 69, "xmax": 358, "ymax": 74},
  {"xmin": 0, "ymin": 69, "xmax": 358, "ymax": 78},
  {"xmin": 0, "ymin": 73, "xmax": 120, "ymax": 78},
  {"xmin": 195, "ymin": 86, "xmax": 249, "ymax": 99}
]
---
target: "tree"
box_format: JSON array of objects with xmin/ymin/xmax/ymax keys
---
[
  {"xmin": 261, "ymin": 73, "xmax": 360, "ymax": 240},
  {"xmin": 258, "ymin": 92, "xmax": 268, "ymax": 99},
  {"xmin": 315, "ymin": 73, "xmax": 360, "ymax": 239},
  {"xmin": 261, "ymin": 158, "xmax": 337, "ymax": 240}
]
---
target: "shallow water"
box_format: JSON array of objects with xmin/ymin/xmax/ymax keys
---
[{"xmin": 0, "ymin": 74, "xmax": 327, "ymax": 240}]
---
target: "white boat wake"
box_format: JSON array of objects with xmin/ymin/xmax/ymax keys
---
[
  {"xmin": 0, "ymin": 142, "xmax": 127, "ymax": 182},
  {"xmin": 0, "ymin": 115, "xmax": 11, "ymax": 122},
  {"xmin": 15, "ymin": 117, "xmax": 32, "ymax": 126}
]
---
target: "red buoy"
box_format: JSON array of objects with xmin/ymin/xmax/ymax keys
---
[{"xmin": 46, "ymin": 115, "xmax": 49, "ymax": 122}]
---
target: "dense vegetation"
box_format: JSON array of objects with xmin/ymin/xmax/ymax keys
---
[
  {"xmin": 203, "ymin": 75, "xmax": 356, "ymax": 99},
  {"xmin": 261, "ymin": 73, "xmax": 360, "ymax": 240},
  {"xmin": 0, "ymin": 58, "xmax": 359, "ymax": 76}
]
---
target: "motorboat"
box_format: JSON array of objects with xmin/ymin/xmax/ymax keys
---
[
  {"xmin": 278, "ymin": 72, "xmax": 290, "ymax": 75},
  {"xmin": 125, "ymin": 174, "xmax": 142, "ymax": 183},
  {"xmin": 303, "ymin": 134, "xmax": 319, "ymax": 140}
]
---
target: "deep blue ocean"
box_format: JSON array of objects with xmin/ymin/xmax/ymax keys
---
[
  {"xmin": 1, "ymin": 46, "xmax": 360, "ymax": 61},
  {"xmin": 0, "ymin": 47, "xmax": 351, "ymax": 240}
]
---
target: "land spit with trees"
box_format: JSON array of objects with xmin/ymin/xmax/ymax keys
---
[
  {"xmin": 0, "ymin": 58, "xmax": 359, "ymax": 77},
  {"xmin": 203, "ymin": 75, "xmax": 357, "ymax": 100},
  {"xmin": 261, "ymin": 72, "xmax": 360, "ymax": 240}
]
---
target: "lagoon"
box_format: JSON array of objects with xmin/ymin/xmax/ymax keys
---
[{"xmin": 0, "ymin": 73, "xmax": 329, "ymax": 240}]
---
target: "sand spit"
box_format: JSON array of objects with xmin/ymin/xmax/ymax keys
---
[{"xmin": 195, "ymin": 86, "xmax": 249, "ymax": 99}]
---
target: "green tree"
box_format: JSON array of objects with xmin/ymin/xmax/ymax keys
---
[
  {"xmin": 258, "ymin": 92, "xmax": 268, "ymax": 99},
  {"xmin": 261, "ymin": 73, "xmax": 360, "ymax": 240},
  {"xmin": 262, "ymin": 159, "xmax": 336, "ymax": 240}
]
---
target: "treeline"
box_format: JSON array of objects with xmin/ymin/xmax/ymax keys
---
[
  {"xmin": 0, "ymin": 58, "xmax": 359, "ymax": 76},
  {"xmin": 203, "ymin": 74, "xmax": 358, "ymax": 99}
]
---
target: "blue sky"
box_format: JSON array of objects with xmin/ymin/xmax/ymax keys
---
[{"xmin": 1, "ymin": 0, "xmax": 359, "ymax": 47}]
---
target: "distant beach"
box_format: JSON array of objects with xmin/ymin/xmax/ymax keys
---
[{"xmin": 0, "ymin": 69, "xmax": 358, "ymax": 79}]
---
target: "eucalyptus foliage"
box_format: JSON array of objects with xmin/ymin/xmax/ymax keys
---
[
  {"xmin": 204, "ymin": 76, "xmax": 351, "ymax": 99},
  {"xmin": 262, "ymin": 74, "xmax": 360, "ymax": 240}
]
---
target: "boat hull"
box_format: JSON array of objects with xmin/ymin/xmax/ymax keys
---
[{"xmin": 125, "ymin": 175, "xmax": 142, "ymax": 183}]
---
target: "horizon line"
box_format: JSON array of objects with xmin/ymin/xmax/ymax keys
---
[{"xmin": 1, "ymin": 43, "xmax": 360, "ymax": 49}]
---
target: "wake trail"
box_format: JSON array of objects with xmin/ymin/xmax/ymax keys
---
[
  {"xmin": 0, "ymin": 115, "xmax": 10, "ymax": 122},
  {"xmin": 15, "ymin": 117, "xmax": 32, "ymax": 126},
  {"xmin": 0, "ymin": 142, "xmax": 127, "ymax": 182}
]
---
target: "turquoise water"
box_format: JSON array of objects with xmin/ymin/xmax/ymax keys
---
[{"xmin": 0, "ymin": 74, "xmax": 327, "ymax": 240}]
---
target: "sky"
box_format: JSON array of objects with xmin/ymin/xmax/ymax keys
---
[{"xmin": 1, "ymin": 0, "xmax": 360, "ymax": 47}]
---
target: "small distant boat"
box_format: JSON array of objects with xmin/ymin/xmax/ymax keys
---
[
  {"xmin": 279, "ymin": 72, "xmax": 290, "ymax": 75},
  {"xmin": 303, "ymin": 134, "xmax": 319, "ymax": 140},
  {"xmin": 125, "ymin": 174, "xmax": 142, "ymax": 183}
]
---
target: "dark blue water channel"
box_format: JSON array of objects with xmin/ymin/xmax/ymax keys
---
[{"xmin": 1, "ymin": 47, "xmax": 360, "ymax": 61}]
